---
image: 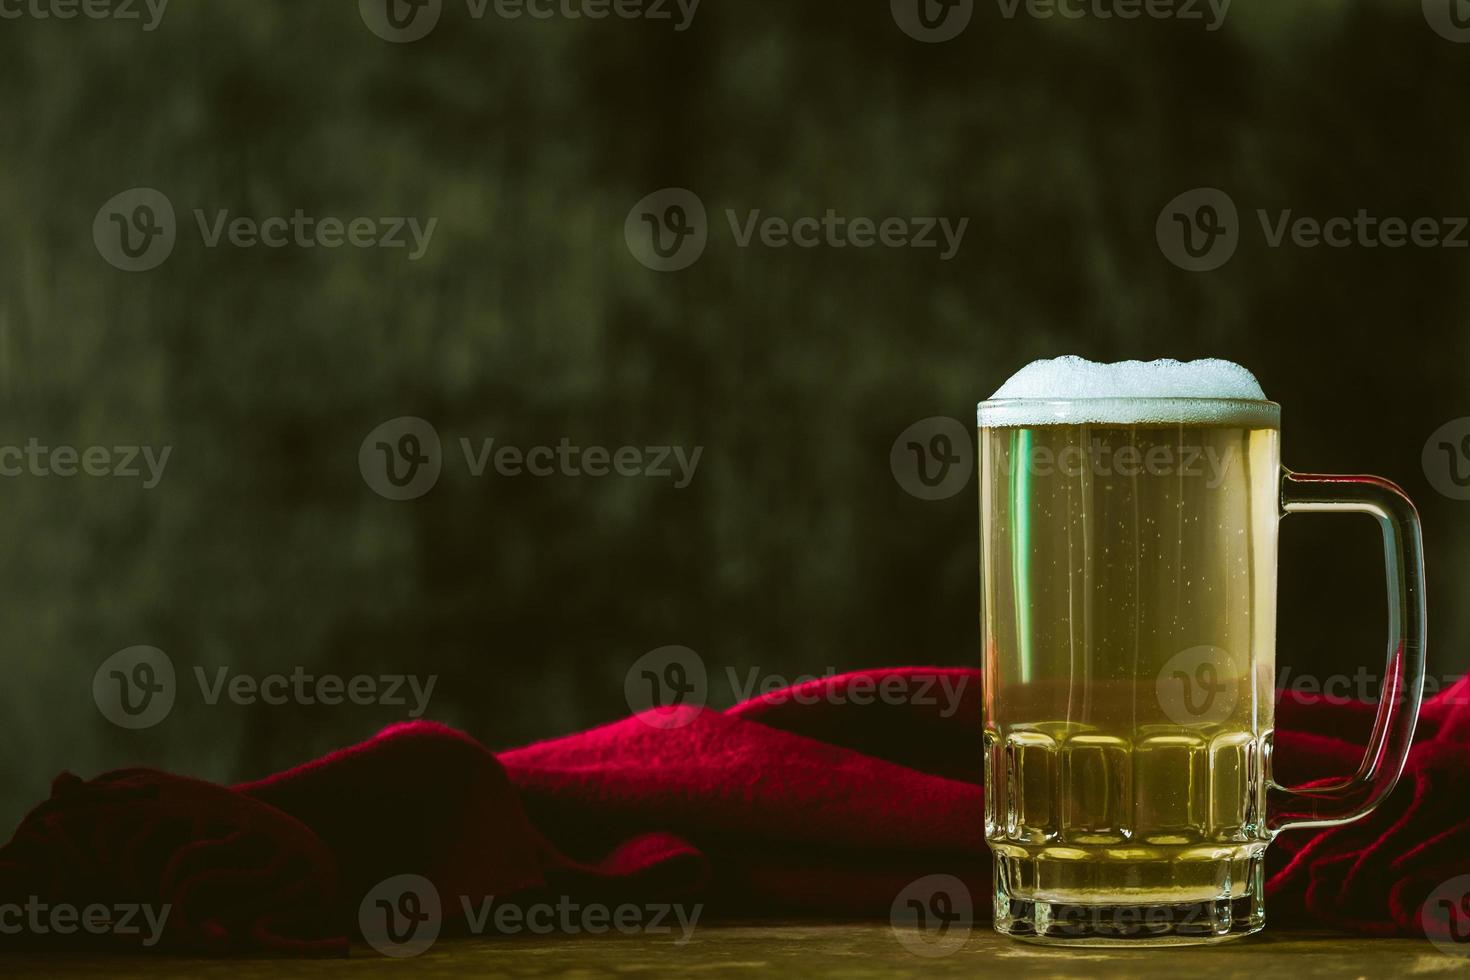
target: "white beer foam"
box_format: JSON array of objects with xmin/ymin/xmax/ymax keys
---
[{"xmin": 979, "ymin": 356, "xmax": 1277, "ymax": 427}]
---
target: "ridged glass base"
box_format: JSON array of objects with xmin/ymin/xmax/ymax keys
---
[{"xmin": 991, "ymin": 850, "xmax": 1265, "ymax": 946}]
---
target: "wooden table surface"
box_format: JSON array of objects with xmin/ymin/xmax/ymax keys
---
[{"xmin": 3, "ymin": 922, "xmax": 1467, "ymax": 979}]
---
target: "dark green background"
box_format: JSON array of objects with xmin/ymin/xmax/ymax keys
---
[{"xmin": 2, "ymin": 0, "xmax": 1468, "ymax": 831}]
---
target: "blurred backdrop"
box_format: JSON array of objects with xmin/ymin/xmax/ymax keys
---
[{"xmin": 2, "ymin": 0, "xmax": 1469, "ymax": 830}]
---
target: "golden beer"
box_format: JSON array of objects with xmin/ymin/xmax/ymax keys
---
[{"xmin": 979, "ymin": 358, "xmax": 1426, "ymax": 945}]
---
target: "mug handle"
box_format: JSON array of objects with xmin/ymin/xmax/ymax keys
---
[{"xmin": 1267, "ymin": 470, "xmax": 1428, "ymax": 833}]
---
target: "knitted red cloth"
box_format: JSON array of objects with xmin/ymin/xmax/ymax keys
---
[{"xmin": 3, "ymin": 667, "xmax": 1465, "ymax": 952}]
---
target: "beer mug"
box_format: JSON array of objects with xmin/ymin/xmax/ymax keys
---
[{"xmin": 978, "ymin": 359, "xmax": 1426, "ymax": 945}]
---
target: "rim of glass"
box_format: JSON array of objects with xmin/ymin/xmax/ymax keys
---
[{"xmin": 976, "ymin": 396, "xmax": 1281, "ymax": 428}]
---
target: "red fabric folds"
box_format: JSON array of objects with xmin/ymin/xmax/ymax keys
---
[{"xmin": 2, "ymin": 666, "xmax": 1467, "ymax": 953}]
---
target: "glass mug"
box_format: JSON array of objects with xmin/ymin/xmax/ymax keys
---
[{"xmin": 978, "ymin": 396, "xmax": 1426, "ymax": 945}]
